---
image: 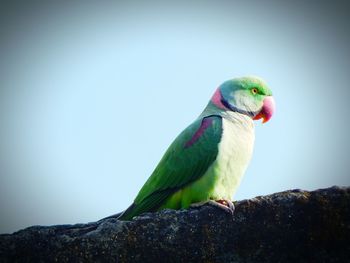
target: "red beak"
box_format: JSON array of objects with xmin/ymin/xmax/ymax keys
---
[{"xmin": 253, "ymin": 96, "xmax": 275, "ymax": 123}]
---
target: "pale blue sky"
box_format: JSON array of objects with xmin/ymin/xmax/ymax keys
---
[{"xmin": 1, "ymin": 1, "xmax": 349, "ymax": 233}]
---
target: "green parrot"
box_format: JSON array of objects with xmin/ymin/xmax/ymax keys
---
[{"xmin": 118, "ymin": 76, "xmax": 274, "ymax": 220}]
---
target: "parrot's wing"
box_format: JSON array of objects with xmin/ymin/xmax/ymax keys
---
[{"xmin": 118, "ymin": 115, "xmax": 223, "ymax": 220}]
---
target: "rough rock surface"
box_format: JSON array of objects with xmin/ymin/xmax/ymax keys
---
[{"xmin": 0, "ymin": 186, "xmax": 349, "ymax": 262}]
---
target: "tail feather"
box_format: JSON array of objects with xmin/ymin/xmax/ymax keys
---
[
  {"xmin": 99, "ymin": 203, "xmax": 149, "ymax": 222},
  {"xmin": 98, "ymin": 211, "xmax": 123, "ymax": 222},
  {"xmin": 117, "ymin": 203, "xmax": 138, "ymax": 221}
]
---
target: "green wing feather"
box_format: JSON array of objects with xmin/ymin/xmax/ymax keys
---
[{"xmin": 118, "ymin": 115, "xmax": 223, "ymax": 220}]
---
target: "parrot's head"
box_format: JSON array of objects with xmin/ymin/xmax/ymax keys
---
[{"xmin": 211, "ymin": 76, "xmax": 275, "ymax": 123}]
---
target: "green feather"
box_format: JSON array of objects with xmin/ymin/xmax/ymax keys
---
[{"xmin": 118, "ymin": 115, "xmax": 223, "ymax": 220}]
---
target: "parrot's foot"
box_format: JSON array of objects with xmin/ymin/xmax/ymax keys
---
[
  {"xmin": 210, "ymin": 199, "xmax": 235, "ymax": 215},
  {"xmin": 190, "ymin": 199, "xmax": 235, "ymax": 215},
  {"xmin": 216, "ymin": 199, "xmax": 235, "ymax": 213}
]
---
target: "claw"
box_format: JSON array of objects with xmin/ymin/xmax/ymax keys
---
[
  {"xmin": 210, "ymin": 199, "xmax": 235, "ymax": 215},
  {"xmin": 217, "ymin": 199, "xmax": 235, "ymax": 213},
  {"xmin": 190, "ymin": 199, "xmax": 235, "ymax": 215}
]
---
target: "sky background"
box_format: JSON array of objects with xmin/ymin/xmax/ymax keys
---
[{"xmin": 0, "ymin": 0, "xmax": 349, "ymax": 233}]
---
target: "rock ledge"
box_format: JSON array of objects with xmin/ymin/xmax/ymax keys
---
[{"xmin": 1, "ymin": 186, "xmax": 349, "ymax": 262}]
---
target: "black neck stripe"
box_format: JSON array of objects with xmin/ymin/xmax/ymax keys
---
[{"xmin": 220, "ymin": 97, "xmax": 257, "ymax": 117}]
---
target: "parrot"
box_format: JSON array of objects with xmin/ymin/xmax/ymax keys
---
[{"xmin": 117, "ymin": 76, "xmax": 275, "ymax": 220}]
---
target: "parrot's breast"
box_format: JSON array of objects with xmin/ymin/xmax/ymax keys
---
[
  {"xmin": 162, "ymin": 114, "xmax": 255, "ymax": 209},
  {"xmin": 209, "ymin": 116, "xmax": 255, "ymax": 199}
]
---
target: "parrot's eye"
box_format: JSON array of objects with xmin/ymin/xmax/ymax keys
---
[{"xmin": 251, "ymin": 88, "xmax": 258, "ymax": 95}]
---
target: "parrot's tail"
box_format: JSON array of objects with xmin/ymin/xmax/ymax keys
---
[
  {"xmin": 116, "ymin": 203, "xmax": 137, "ymax": 221},
  {"xmin": 98, "ymin": 211, "xmax": 123, "ymax": 222}
]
